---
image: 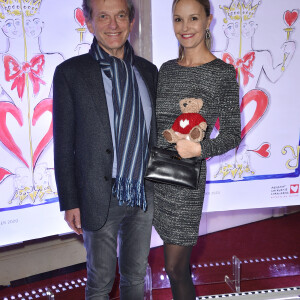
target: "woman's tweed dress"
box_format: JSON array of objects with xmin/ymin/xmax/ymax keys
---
[{"xmin": 153, "ymin": 58, "xmax": 241, "ymax": 246}]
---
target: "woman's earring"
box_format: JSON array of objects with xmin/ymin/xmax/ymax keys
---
[{"xmin": 205, "ymin": 28, "xmax": 211, "ymax": 39}]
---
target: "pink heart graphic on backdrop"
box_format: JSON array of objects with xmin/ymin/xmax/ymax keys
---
[
  {"xmin": 240, "ymin": 89, "xmax": 268, "ymax": 140},
  {"xmin": 284, "ymin": 10, "xmax": 299, "ymax": 27},
  {"xmin": 0, "ymin": 102, "xmax": 29, "ymax": 167},
  {"xmin": 75, "ymin": 8, "xmax": 85, "ymax": 26},
  {"xmin": 0, "ymin": 167, "xmax": 13, "ymax": 183},
  {"xmin": 251, "ymin": 143, "xmax": 271, "ymax": 158},
  {"xmin": 32, "ymin": 98, "xmax": 53, "ymax": 168}
]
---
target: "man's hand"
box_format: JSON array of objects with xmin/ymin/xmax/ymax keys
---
[
  {"xmin": 176, "ymin": 139, "xmax": 201, "ymax": 158},
  {"xmin": 64, "ymin": 208, "xmax": 83, "ymax": 235}
]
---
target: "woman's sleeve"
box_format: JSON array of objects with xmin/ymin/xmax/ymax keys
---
[{"xmin": 200, "ymin": 65, "xmax": 241, "ymax": 159}]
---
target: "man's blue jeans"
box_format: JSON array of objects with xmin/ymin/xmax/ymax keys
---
[{"xmin": 83, "ymin": 192, "xmax": 153, "ymax": 300}]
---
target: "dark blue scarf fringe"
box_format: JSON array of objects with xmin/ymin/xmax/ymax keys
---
[{"xmin": 113, "ymin": 177, "xmax": 147, "ymax": 211}]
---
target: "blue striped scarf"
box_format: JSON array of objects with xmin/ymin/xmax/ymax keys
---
[{"xmin": 89, "ymin": 38, "xmax": 149, "ymax": 210}]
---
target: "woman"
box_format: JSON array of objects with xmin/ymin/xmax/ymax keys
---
[{"xmin": 153, "ymin": 0, "xmax": 241, "ymax": 299}]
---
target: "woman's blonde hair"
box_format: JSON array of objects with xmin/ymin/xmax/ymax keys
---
[{"xmin": 172, "ymin": 0, "xmax": 212, "ymax": 60}]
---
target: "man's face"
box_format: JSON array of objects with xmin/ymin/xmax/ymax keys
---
[
  {"xmin": 25, "ymin": 17, "xmax": 43, "ymax": 38},
  {"xmin": 86, "ymin": 0, "xmax": 134, "ymax": 59},
  {"xmin": 223, "ymin": 21, "xmax": 240, "ymax": 39},
  {"xmin": 242, "ymin": 20, "xmax": 257, "ymax": 39}
]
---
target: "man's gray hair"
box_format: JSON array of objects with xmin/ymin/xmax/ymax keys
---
[{"xmin": 82, "ymin": 0, "xmax": 135, "ymax": 22}]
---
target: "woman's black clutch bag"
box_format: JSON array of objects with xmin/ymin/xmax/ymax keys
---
[{"xmin": 145, "ymin": 147, "xmax": 201, "ymax": 189}]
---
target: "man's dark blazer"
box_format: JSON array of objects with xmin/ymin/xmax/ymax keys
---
[{"xmin": 53, "ymin": 52, "xmax": 158, "ymax": 231}]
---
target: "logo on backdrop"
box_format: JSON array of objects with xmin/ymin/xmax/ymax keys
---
[
  {"xmin": 290, "ymin": 184, "xmax": 299, "ymax": 194},
  {"xmin": 270, "ymin": 184, "xmax": 299, "ymax": 198}
]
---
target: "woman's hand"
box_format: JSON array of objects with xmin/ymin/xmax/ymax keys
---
[{"xmin": 176, "ymin": 139, "xmax": 201, "ymax": 158}]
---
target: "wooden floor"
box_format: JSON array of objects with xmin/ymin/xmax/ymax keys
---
[{"xmin": 1, "ymin": 212, "xmax": 300, "ymax": 299}]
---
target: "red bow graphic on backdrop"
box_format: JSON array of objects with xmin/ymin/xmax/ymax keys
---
[
  {"xmin": 4, "ymin": 54, "xmax": 46, "ymax": 99},
  {"xmin": 223, "ymin": 52, "xmax": 256, "ymax": 86}
]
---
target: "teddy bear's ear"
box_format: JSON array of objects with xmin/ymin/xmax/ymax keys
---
[{"xmin": 196, "ymin": 98, "xmax": 203, "ymax": 110}]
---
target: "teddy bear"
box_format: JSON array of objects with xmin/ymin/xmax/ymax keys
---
[{"xmin": 163, "ymin": 98, "xmax": 207, "ymax": 143}]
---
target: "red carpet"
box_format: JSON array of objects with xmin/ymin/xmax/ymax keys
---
[{"xmin": 1, "ymin": 212, "xmax": 300, "ymax": 299}]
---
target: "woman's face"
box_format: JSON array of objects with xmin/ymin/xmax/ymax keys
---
[
  {"xmin": 2, "ymin": 18, "xmax": 23, "ymax": 38},
  {"xmin": 173, "ymin": 0, "xmax": 212, "ymax": 51}
]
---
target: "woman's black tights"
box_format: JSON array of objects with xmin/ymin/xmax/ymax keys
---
[{"xmin": 164, "ymin": 243, "xmax": 196, "ymax": 300}]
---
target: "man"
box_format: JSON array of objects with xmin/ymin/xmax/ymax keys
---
[{"xmin": 53, "ymin": 0, "xmax": 157, "ymax": 299}]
